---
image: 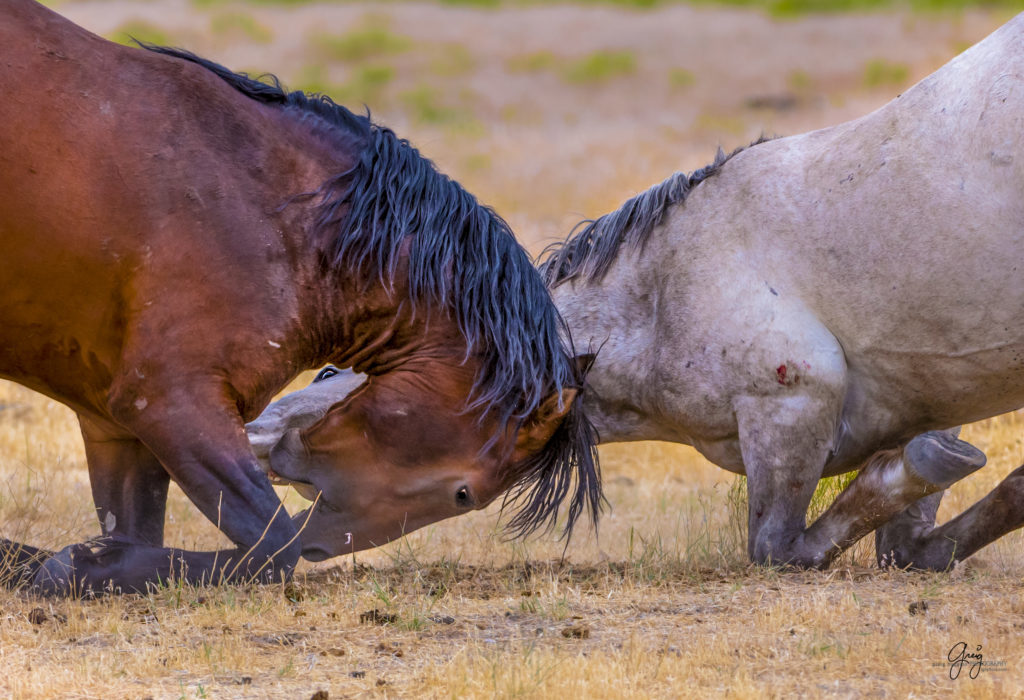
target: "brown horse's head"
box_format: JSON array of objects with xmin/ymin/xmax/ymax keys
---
[
  {"xmin": 195, "ymin": 86, "xmax": 603, "ymax": 560},
  {"xmin": 252, "ymin": 355, "xmax": 591, "ymax": 560}
]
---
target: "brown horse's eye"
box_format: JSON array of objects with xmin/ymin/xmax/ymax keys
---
[{"xmin": 455, "ymin": 486, "xmax": 473, "ymax": 508}]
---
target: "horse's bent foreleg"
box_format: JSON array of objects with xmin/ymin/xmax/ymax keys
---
[
  {"xmin": 739, "ymin": 389, "xmax": 984, "ymax": 568},
  {"xmin": 799, "ymin": 432, "xmax": 984, "ymax": 566},
  {"xmin": 33, "ymin": 383, "xmax": 301, "ymax": 596},
  {"xmin": 738, "ymin": 393, "xmax": 843, "ymax": 569},
  {"xmin": 874, "ymin": 464, "xmax": 1024, "ymax": 570},
  {"xmin": 80, "ymin": 417, "xmax": 170, "ymax": 547},
  {"xmin": 32, "ymin": 537, "xmax": 290, "ymax": 596}
]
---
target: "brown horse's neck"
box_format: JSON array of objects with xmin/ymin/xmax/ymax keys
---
[
  {"xmin": 323, "ymin": 259, "xmax": 471, "ymax": 378},
  {"xmin": 249, "ymin": 109, "xmax": 376, "ymax": 370}
]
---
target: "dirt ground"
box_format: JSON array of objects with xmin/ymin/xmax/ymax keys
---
[{"xmin": 3, "ymin": 1, "xmax": 1024, "ymax": 697}]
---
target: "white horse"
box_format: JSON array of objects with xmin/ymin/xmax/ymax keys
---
[{"xmin": 251, "ymin": 15, "xmax": 1024, "ymax": 570}]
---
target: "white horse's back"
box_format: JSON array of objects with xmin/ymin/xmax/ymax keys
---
[{"xmin": 655, "ymin": 13, "xmax": 1024, "ymax": 434}]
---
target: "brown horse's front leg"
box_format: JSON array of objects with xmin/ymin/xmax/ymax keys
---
[
  {"xmin": 80, "ymin": 416, "xmax": 170, "ymax": 547},
  {"xmin": 2, "ymin": 419, "xmax": 167, "ymax": 590},
  {"xmin": 33, "ymin": 538, "xmax": 290, "ymax": 595},
  {"xmin": 34, "ymin": 386, "xmax": 301, "ymax": 595}
]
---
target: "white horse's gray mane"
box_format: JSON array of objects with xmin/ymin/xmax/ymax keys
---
[{"xmin": 540, "ymin": 136, "xmax": 771, "ymax": 286}]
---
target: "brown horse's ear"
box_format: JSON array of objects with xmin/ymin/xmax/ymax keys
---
[
  {"xmin": 515, "ymin": 388, "xmax": 578, "ymax": 455},
  {"xmin": 573, "ymin": 353, "xmax": 597, "ymax": 380}
]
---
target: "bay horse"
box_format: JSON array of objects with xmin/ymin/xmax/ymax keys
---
[
  {"xmin": 0, "ymin": 0, "xmax": 599, "ymax": 594},
  {"xmin": 252, "ymin": 15, "xmax": 1024, "ymax": 571}
]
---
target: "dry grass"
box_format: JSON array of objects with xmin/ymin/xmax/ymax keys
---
[
  {"xmin": 6, "ymin": 1, "xmax": 1024, "ymax": 697},
  {"xmin": 1, "ymin": 379, "xmax": 1023, "ymax": 697}
]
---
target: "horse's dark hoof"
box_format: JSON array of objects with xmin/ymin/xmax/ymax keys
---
[
  {"xmin": 905, "ymin": 431, "xmax": 986, "ymax": 490},
  {"xmin": 877, "ymin": 545, "xmax": 957, "ymax": 572},
  {"xmin": 874, "ymin": 491, "xmax": 945, "ymax": 571},
  {"xmin": 32, "ymin": 544, "xmax": 92, "ymax": 597}
]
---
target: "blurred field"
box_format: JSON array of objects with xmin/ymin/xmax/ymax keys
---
[{"xmin": 3, "ymin": 0, "xmax": 1024, "ymax": 697}]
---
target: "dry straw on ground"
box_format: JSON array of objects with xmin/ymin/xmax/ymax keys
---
[{"xmin": 4, "ymin": 1, "xmax": 1024, "ymax": 697}]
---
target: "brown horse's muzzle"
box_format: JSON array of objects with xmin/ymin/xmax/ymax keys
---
[
  {"xmin": 267, "ymin": 429, "xmax": 321, "ymax": 502},
  {"xmin": 268, "ymin": 428, "xmax": 361, "ymax": 561},
  {"xmin": 290, "ymin": 505, "xmax": 342, "ymax": 562}
]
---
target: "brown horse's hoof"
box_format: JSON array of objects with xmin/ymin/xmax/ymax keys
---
[
  {"xmin": 905, "ymin": 431, "xmax": 986, "ymax": 490},
  {"xmin": 32, "ymin": 544, "xmax": 94, "ymax": 598}
]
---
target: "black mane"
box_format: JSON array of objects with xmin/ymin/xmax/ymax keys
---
[
  {"xmin": 142, "ymin": 45, "xmax": 601, "ymax": 540},
  {"xmin": 540, "ymin": 138, "xmax": 771, "ymax": 286}
]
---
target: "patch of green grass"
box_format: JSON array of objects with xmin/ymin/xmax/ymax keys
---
[
  {"xmin": 563, "ymin": 50, "xmax": 636, "ymax": 84},
  {"xmin": 209, "ymin": 12, "xmax": 273, "ymax": 43},
  {"xmin": 440, "ymin": 0, "xmax": 502, "ymax": 6},
  {"xmin": 808, "ymin": 470, "xmax": 857, "ymax": 520},
  {"xmin": 316, "ymin": 26, "xmax": 412, "ymax": 63},
  {"xmin": 498, "ymin": 103, "xmax": 541, "ymax": 125},
  {"xmin": 863, "ymin": 58, "xmax": 910, "ymax": 88},
  {"xmin": 192, "ymin": 0, "xmax": 318, "ymax": 6},
  {"xmin": 292, "ymin": 65, "xmax": 344, "ymax": 97},
  {"xmin": 336, "ymin": 65, "xmax": 396, "ymax": 105},
  {"xmin": 572, "ymin": 0, "xmax": 660, "ymax": 6},
  {"xmin": 408, "ymin": 88, "xmax": 485, "ymax": 133},
  {"xmin": 762, "ymin": 0, "xmax": 889, "ymax": 17},
  {"xmin": 107, "ymin": 20, "xmax": 174, "ymax": 47},
  {"xmin": 430, "ymin": 43, "xmax": 476, "ymax": 77},
  {"xmin": 293, "ymin": 63, "xmax": 395, "ymax": 107},
  {"xmin": 463, "ymin": 153, "xmax": 493, "ymax": 172},
  {"xmin": 694, "ymin": 111, "xmax": 747, "ymax": 137},
  {"xmin": 400, "ymin": 85, "xmax": 462, "ymax": 125},
  {"xmin": 507, "ymin": 51, "xmax": 559, "ymax": 73},
  {"xmin": 668, "ymin": 67, "xmax": 696, "ymax": 89},
  {"xmin": 787, "ymin": 69, "xmax": 813, "ymax": 92},
  {"xmin": 804, "ymin": 635, "xmax": 850, "ymax": 658},
  {"xmin": 729, "ymin": 470, "xmax": 859, "ymax": 532}
]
